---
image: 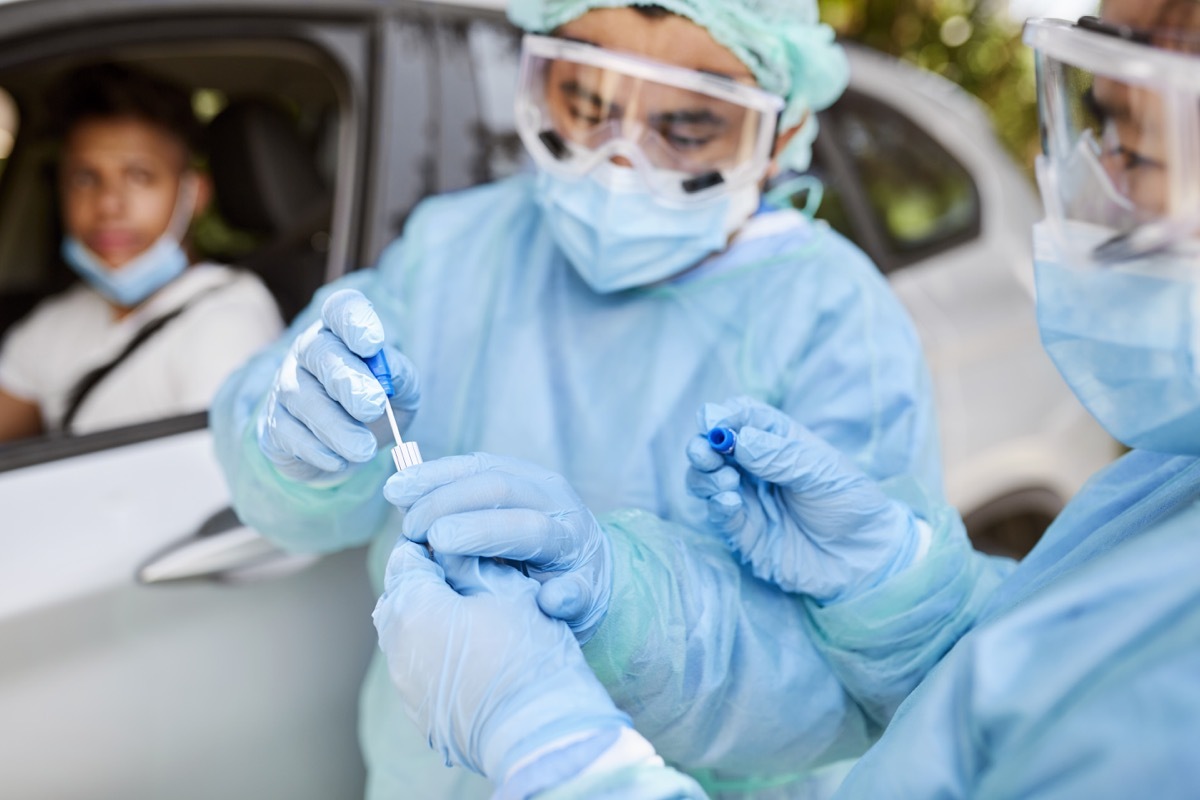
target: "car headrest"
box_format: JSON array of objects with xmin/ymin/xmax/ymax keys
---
[{"xmin": 207, "ymin": 98, "xmax": 329, "ymax": 235}]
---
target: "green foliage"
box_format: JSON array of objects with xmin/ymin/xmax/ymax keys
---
[{"xmin": 820, "ymin": 0, "xmax": 1041, "ymax": 171}]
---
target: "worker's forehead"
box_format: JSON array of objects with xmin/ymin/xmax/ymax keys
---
[
  {"xmin": 63, "ymin": 117, "xmax": 187, "ymax": 168},
  {"xmin": 555, "ymin": 8, "xmax": 754, "ymax": 83}
]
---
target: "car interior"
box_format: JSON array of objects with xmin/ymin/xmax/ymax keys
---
[
  {"xmin": 0, "ymin": 41, "xmax": 342, "ymax": 344},
  {"xmin": 0, "ymin": 40, "xmax": 348, "ymax": 459}
]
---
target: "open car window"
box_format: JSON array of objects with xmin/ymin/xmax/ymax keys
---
[
  {"xmin": 813, "ymin": 91, "xmax": 982, "ymax": 272},
  {"xmin": 0, "ymin": 29, "xmax": 361, "ymax": 469}
]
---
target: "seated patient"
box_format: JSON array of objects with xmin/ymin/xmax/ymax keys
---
[{"xmin": 0, "ymin": 63, "xmax": 282, "ymax": 440}]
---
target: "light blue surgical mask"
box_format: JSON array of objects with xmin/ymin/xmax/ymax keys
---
[
  {"xmin": 533, "ymin": 164, "xmax": 759, "ymax": 293},
  {"xmin": 1034, "ymin": 220, "xmax": 1200, "ymax": 454},
  {"xmin": 62, "ymin": 176, "xmax": 197, "ymax": 307}
]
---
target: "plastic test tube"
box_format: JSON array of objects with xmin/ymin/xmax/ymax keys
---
[
  {"xmin": 363, "ymin": 351, "xmax": 423, "ymax": 470},
  {"xmin": 707, "ymin": 426, "xmax": 737, "ymax": 456}
]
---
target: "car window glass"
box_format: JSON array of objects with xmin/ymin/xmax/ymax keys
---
[
  {"xmin": 189, "ymin": 88, "xmax": 261, "ymax": 263},
  {"xmin": 834, "ymin": 94, "xmax": 979, "ymax": 258}
]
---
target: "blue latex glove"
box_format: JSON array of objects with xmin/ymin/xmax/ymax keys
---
[
  {"xmin": 257, "ymin": 289, "xmax": 420, "ymax": 481},
  {"xmin": 383, "ymin": 454, "xmax": 612, "ymax": 644},
  {"xmin": 372, "ymin": 542, "xmax": 632, "ymax": 783},
  {"xmin": 685, "ymin": 396, "xmax": 922, "ymax": 603}
]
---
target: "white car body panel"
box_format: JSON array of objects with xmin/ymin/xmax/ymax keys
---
[{"xmin": 0, "ymin": 431, "xmax": 375, "ymax": 798}]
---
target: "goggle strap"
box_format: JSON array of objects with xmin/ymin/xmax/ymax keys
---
[
  {"xmin": 1076, "ymin": 15, "xmax": 1154, "ymax": 46},
  {"xmin": 682, "ymin": 172, "xmax": 724, "ymax": 194},
  {"xmin": 1094, "ymin": 217, "xmax": 1200, "ymax": 264},
  {"xmin": 539, "ymin": 130, "xmax": 570, "ymax": 161}
]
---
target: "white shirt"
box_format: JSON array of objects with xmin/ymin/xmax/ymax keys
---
[{"xmin": 0, "ymin": 263, "xmax": 283, "ymax": 434}]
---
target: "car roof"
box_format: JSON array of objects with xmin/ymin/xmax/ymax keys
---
[{"xmin": 841, "ymin": 43, "xmax": 996, "ymax": 137}]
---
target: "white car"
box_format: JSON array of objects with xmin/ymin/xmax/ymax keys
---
[{"xmin": 0, "ymin": 1, "xmax": 1117, "ymax": 797}]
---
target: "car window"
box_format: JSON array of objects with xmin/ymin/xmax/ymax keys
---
[
  {"xmin": 0, "ymin": 31, "xmax": 360, "ymax": 466},
  {"xmin": 831, "ymin": 92, "xmax": 981, "ymax": 264}
]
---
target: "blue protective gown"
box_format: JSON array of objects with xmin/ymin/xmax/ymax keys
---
[
  {"xmin": 538, "ymin": 451, "xmax": 1200, "ymax": 800},
  {"xmin": 820, "ymin": 449, "xmax": 1200, "ymax": 798},
  {"xmin": 210, "ymin": 173, "xmax": 943, "ymax": 799}
]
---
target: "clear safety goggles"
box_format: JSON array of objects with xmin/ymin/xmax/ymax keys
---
[
  {"xmin": 1025, "ymin": 17, "xmax": 1200, "ymax": 265},
  {"xmin": 515, "ymin": 34, "xmax": 786, "ymax": 206}
]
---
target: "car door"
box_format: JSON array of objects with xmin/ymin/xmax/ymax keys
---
[{"xmin": 0, "ymin": 3, "xmax": 434, "ymax": 797}]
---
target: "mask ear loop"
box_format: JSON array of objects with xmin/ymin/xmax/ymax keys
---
[
  {"xmin": 763, "ymin": 174, "xmax": 823, "ymax": 217},
  {"xmin": 755, "ymin": 105, "xmax": 821, "ymax": 214},
  {"xmin": 165, "ymin": 172, "xmax": 199, "ymax": 243}
]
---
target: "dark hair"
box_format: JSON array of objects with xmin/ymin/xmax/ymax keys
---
[
  {"xmin": 52, "ymin": 63, "xmax": 203, "ymax": 159},
  {"xmin": 632, "ymin": 4, "xmax": 674, "ymax": 19}
]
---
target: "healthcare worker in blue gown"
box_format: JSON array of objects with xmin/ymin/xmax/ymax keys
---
[
  {"xmin": 210, "ymin": 0, "xmax": 945, "ymax": 798},
  {"xmin": 373, "ymin": 2, "xmax": 1200, "ymax": 798}
]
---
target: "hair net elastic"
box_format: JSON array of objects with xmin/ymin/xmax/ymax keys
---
[{"xmin": 506, "ymin": 0, "xmax": 849, "ymax": 171}]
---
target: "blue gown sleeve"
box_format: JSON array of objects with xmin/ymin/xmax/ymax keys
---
[
  {"xmin": 974, "ymin": 651, "xmax": 1200, "ymax": 799},
  {"xmin": 972, "ymin": 508, "xmax": 1200, "ymax": 799},
  {"xmin": 581, "ymin": 229, "xmax": 1000, "ymax": 781},
  {"xmin": 803, "ymin": 488, "xmax": 1015, "ymax": 726},
  {"xmin": 830, "ymin": 500, "xmax": 1200, "ymax": 798},
  {"xmin": 772, "ymin": 230, "xmax": 1012, "ymax": 723},
  {"xmin": 583, "ymin": 510, "xmax": 877, "ymax": 780},
  {"xmin": 209, "ymin": 255, "xmax": 409, "ymax": 554}
]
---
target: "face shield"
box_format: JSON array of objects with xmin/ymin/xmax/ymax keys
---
[
  {"xmin": 515, "ymin": 34, "xmax": 786, "ymax": 206},
  {"xmin": 1025, "ymin": 17, "xmax": 1200, "ymax": 266}
]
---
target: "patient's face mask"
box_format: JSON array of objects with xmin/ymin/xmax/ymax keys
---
[{"xmin": 62, "ymin": 175, "xmax": 197, "ymax": 308}]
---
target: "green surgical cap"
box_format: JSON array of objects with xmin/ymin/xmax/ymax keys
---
[{"xmin": 507, "ymin": 0, "xmax": 849, "ymax": 171}]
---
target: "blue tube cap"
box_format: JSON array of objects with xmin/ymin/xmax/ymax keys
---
[
  {"xmin": 363, "ymin": 351, "xmax": 395, "ymax": 398},
  {"xmin": 707, "ymin": 426, "xmax": 737, "ymax": 455}
]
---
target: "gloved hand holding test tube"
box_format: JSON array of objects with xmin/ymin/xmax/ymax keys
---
[{"xmin": 363, "ymin": 351, "xmax": 423, "ymax": 470}]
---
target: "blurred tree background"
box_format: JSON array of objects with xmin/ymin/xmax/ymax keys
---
[{"xmin": 818, "ymin": 0, "xmax": 1059, "ymax": 172}]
